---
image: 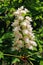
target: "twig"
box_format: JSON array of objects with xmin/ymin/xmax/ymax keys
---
[{"xmin": 4, "ymin": 54, "xmax": 21, "ymax": 58}]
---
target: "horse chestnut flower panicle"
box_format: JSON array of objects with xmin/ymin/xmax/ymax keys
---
[{"xmin": 12, "ymin": 6, "xmax": 37, "ymax": 51}]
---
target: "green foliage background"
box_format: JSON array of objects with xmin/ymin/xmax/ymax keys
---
[{"xmin": 0, "ymin": 0, "xmax": 43, "ymax": 65}]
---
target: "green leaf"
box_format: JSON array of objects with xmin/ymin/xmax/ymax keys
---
[
  {"xmin": 18, "ymin": 0, "xmax": 22, "ymax": 3},
  {"xmin": 0, "ymin": 51, "xmax": 4, "ymax": 59},
  {"xmin": 12, "ymin": 58, "xmax": 20, "ymax": 64},
  {"xmin": 13, "ymin": 0, "xmax": 17, "ymax": 2},
  {"xmin": 34, "ymin": 22, "xmax": 37, "ymax": 27},
  {"xmin": 0, "ymin": 38, "xmax": 3, "ymax": 43},
  {"xmin": 1, "ymin": 32, "xmax": 12, "ymax": 40},
  {"xmin": 40, "ymin": 61, "xmax": 43, "ymax": 65}
]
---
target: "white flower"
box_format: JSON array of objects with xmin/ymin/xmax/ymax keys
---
[
  {"xmin": 27, "ymin": 25, "xmax": 33, "ymax": 32},
  {"xmin": 14, "ymin": 10, "xmax": 20, "ymax": 15},
  {"xmin": 11, "ymin": 21, "xmax": 19, "ymax": 26},
  {"xmin": 28, "ymin": 32, "xmax": 34, "ymax": 36},
  {"xmin": 13, "ymin": 26, "xmax": 21, "ymax": 32},
  {"xmin": 22, "ymin": 30, "xmax": 29, "ymax": 35},
  {"xmin": 12, "ymin": 38, "xmax": 19, "ymax": 45},
  {"xmin": 12, "ymin": 40, "xmax": 24, "ymax": 50},
  {"xmin": 25, "ymin": 43, "xmax": 33, "ymax": 50},
  {"xmin": 24, "ymin": 8, "xmax": 29, "ymax": 12},
  {"xmin": 18, "ymin": 16, "xmax": 24, "ymax": 20},
  {"xmin": 24, "ymin": 37, "xmax": 29, "ymax": 43},
  {"xmin": 24, "ymin": 20, "xmax": 30, "ymax": 24},
  {"xmin": 25, "ymin": 43, "xmax": 30, "ymax": 48},
  {"xmin": 14, "ymin": 32, "xmax": 23, "ymax": 39},
  {"xmin": 20, "ymin": 6, "xmax": 24, "ymax": 9},
  {"xmin": 27, "ymin": 24, "xmax": 32, "ymax": 29},
  {"xmin": 25, "ymin": 16, "xmax": 32, "ymax": 21},
  {"xmin": 30, "ymin": 36, "xmax": 35, "ymax": 40},
  {"xmin": 17, "ymin": 40, "xmax": 24, "ymax": 48},
  {"xmin": 29, "ymin": 46, "xmax": 33, "ymax": 50},
  {"xmin": 21, "ymin": 10, "xmax": 26, "ymax": 14},
  {"xmin": 18, "ymin": 6, "xmax": 24, "ymax": 11},
  {"xmin": 12, "ymin": 6, "xmax": 37, "ymax": 50},
  {"xmin": 29, "ymin": 41, "xmax": 37, "ymax": 46},
  {"xmin": 12, "ymin": 46, "xmax": 19, "ymax": 51},
  {"xmin": 21, "ymin": 22, "xmax": 27, "ymax": 27}
]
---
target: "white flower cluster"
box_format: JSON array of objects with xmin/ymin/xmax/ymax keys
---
[{"xmin": 12, "ymin": 6, "xmax": 37, "ymax": 50}]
